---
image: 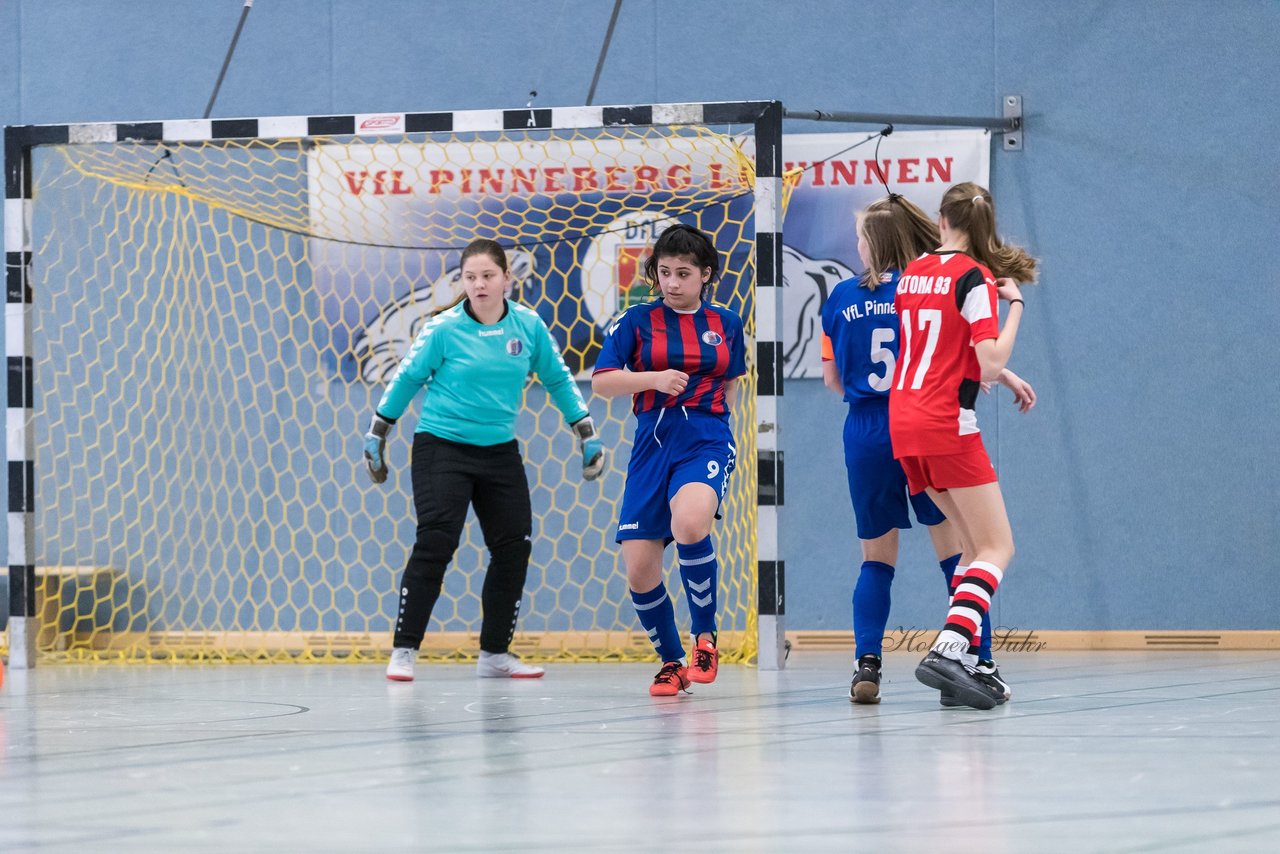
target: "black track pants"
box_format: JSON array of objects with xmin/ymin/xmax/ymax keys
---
[{"xmin": 393, "ymin": 432, "xmax": 533, "ymax": 653}]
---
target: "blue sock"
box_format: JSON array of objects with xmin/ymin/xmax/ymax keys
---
[
  {"xmin": 977, "ymin": 608, "xmax": 994, "ymax": 662},
  {"xmin": 939, "ymin": 553, "xmax": 961, "ymax": 588},
  {"xmin": 940, "ymin": 554, "xmax": 993, "ymax": 661},
  {"xmin": 631, "ymin": 582, "xmax": 684, "ymax": 663},
  {"xmin": 676, "ymin": 536, "xmax": 718, "ymax": 638},
  {"xmin": 853, "ymin": 561, "xmax": 895, "ymax": 659}
]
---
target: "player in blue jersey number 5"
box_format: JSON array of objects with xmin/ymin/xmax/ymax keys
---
[
  {"xmin": 592, "ymin": 224, "xmax": 746, "ymax": 697},
  {"xmin": 363, "ymin": 238, "xmax": 604, "ymax": 682}
]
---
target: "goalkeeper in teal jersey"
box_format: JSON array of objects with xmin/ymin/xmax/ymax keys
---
[{"xmin": 363, "ymin": 238, "xmax": 604, "ymax": 682}]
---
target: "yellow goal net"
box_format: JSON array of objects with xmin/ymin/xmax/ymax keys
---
[{"xmin": 3, "ymin": 105, "xmax": 790, "ymax": 664}]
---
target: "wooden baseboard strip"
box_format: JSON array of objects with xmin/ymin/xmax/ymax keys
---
[{"xmin": 784, "ymin": 630, "xmax": 1280, "ymax": 652}]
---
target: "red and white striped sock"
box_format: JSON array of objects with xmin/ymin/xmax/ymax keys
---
[
  {"xmin": 951, "ymin": 564, "xmax": 985, "ymax": 662},
  {"xmin": 934, "ymin": 561, "xmax": 1003, "ymax": 660},
  {"xmin": 935, "ymin": 564, "xmax": 968, "ymax": 659},
  {"xmin": 950, "ymin": 564, "xmax": 982, "ymax": 663}
]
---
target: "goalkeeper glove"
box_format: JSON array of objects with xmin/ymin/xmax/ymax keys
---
[
  {"xmin": 364, "ymin": 413, "xmax": 393, "ymax": 484},
  {"xmin": 573, "ymin": 416, "xmax": 605, "ymax": 482}
]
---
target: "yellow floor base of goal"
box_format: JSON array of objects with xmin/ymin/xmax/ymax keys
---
[{"xmin": 4, "ymin": 630, "xmax": 758, "ymax": 664}]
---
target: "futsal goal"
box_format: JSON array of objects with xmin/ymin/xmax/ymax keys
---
[{"xmin": 3, "ymin": 101, "xmax": 789, "ymax": 668}]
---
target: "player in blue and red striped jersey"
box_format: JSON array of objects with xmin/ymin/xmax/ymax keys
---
[
  {"xmin": 591, "ymin": 223, "xmax": 746, "ymax": 697},
  {"xmin": 892, "ymin": 182, "xmax": 1038, "ymax": 710},
  {"xmin": 821, "ymin": 194, "xmax": 1034, "ymax": 706}
]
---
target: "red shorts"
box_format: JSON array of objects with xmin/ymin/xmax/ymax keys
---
[{"xmin": 899, "ymin": 445, "xmax": 997, "ymax": 494}]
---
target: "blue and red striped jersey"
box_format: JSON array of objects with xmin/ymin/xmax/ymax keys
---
[{"xmin": 593, "ymin": 299, "xmax": 747, "ymax": 416}]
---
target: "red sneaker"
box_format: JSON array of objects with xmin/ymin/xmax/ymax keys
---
[
  {"xmin": 649, "ymin": 661, "xmax": 691, "ymax": 696},
  {"xmin": 688, "ymin": 637, "xmax": 719, "ymax": 684}
]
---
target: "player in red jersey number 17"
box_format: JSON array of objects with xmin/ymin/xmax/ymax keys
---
[{"xmin": 888, "ymin": 182, "xmax": 1038, "ymax": 710}]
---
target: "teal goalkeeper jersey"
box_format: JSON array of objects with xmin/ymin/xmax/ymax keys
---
[{"xmin": 375, "ymin": 300, "xmax": 588, "ymax": 446}]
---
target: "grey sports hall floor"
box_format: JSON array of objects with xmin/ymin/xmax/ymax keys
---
[{"xmin": 2, "ymin": 651, "xmax": 1278, "ymax": 852}]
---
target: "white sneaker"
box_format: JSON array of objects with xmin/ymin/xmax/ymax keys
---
[
  {"xmin": 476, "ymin": 651, "xmax": 545, "ymax": 679},
  {"xmin": 386, "ymin": 647, "xmax": 417, "ymax": 682}
]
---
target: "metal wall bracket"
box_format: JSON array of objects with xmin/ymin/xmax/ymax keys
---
[
  {"xmin": 1003, "ymin": 95, "xmax": 1023, "ymax": 151},
  {"xmin": 785, "ymin": 101, "xmax": 1026, "ymax": 151}
]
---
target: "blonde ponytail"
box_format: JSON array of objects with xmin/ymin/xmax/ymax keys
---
[{"xmin": 940, "ymin": 183, "xmax": 1039, "ymax": 283}]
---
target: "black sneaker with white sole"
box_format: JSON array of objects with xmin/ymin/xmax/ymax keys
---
[
  {"xmin": 941, "ymin": 660, "xmax": 1011, "ymax": 707},
  {"xmin": 977, "ymin": 660, "xmax": 1011, "ymax": 699},
  {"xmin": 849, "ymin": 654, "xmax": 882, "ymax": 704},
  {"xmin": 915, "ymin": 651, "xmax": 1000, "ymax": 710}
]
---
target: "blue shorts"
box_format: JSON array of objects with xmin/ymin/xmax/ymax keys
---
[
  {"xmin": 843, "ymin": 402, "xmax": 944, "ymax": 540},
  {"xmin": 616, "ymin": 407, "xmax": 737, "ymax": 542}
]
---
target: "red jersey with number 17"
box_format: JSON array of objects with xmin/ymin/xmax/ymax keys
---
[{"xmin": 888, "ymin": 252, "xmax": 1000, "ymax": 457}]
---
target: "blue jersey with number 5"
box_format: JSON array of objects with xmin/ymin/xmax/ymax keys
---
[{"xmin": 820, "ymin": 271, "xmax": 902, "ymax": 406}]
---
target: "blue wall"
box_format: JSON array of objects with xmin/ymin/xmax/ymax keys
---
[{"xmin": 2, "ymin": 0, "xmax": 1277, "ymax": 632}]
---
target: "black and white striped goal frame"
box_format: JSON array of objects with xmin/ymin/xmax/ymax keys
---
[{"xmin": 3, "ymin": 100, "xmax": 788, "ymax": 670}]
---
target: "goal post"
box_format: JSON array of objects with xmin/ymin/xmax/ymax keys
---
[{"xmin": 3, "ymin": 101, "xmax": 788, "ymax": 669}]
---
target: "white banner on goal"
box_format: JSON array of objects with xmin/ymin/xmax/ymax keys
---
[
  {"xmin": 779, "ymin": 129, "xmax": 990, "ymax": 377},
  {"xmin": 306, "ymin": 127, "xmax": 988, "ymax": 382}
]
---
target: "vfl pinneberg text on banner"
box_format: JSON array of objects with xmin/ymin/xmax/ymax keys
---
[
  {"xmin": 308, "ymin": 128, "xmax": 988, "ymax": 382},
  {"xmin": 779, "ymin": 130, "xmax": 989, "ymax": 376}
]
